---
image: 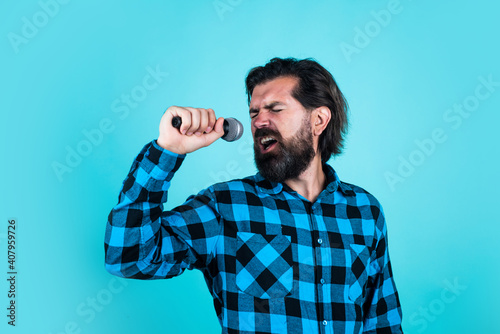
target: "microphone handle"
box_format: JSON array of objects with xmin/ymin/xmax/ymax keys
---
[{"xmin": 171, "ymin": 116, "xmax": 229, "ymax": 137}]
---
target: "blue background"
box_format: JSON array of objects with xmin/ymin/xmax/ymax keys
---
[{"xmin": 1, "ymin": 0, "xmax": 499, "ymax": 333}]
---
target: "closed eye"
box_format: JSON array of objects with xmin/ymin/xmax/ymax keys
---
[{"xmin": 249, "ymin": 107, "xmax": 283, "ymax": 118}]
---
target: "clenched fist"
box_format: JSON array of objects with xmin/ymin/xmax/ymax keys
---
[{"xmin": 157, "ymin": 106, "xmax": 225, "ymax": 154}]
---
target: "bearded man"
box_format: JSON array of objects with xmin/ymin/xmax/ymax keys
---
[{"xmin": 104, "ymin": 57, "xmax": 403, "ymax": 333}]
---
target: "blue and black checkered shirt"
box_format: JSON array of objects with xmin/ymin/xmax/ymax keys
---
[{"xmin": 105, "ymin": 140, "xmax": 403, "ymax": 333}]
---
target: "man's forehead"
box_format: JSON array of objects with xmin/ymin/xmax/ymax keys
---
[{"xmin": 249, "ymin": 76, "xmax": 298, "ymax": 108}]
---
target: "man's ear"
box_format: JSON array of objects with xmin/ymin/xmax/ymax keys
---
[{"xmin": 311, "ymin": 106, "xmax": 331, "ymax": 137}]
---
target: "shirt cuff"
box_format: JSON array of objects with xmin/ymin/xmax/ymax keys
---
[{"xmin": 137, "ymin": 140, "xmax": 186, "ymax": 181}]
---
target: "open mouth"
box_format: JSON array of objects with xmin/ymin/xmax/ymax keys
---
[{"xmin": 259, "ymin": 136, "xmax": 278, "ymax": 153}]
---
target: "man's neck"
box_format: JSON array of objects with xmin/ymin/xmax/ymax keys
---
[{"xmin": 284, "ymin": 155, "xmax": 326, "ymax": 203}]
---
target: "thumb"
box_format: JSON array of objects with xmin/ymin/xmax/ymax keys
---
[{"xmin": 203, "ymin": 117, "xmax": 225, "ymax": 145}]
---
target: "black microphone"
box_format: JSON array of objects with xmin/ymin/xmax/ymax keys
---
[{"xmin": 171, "ymin": 116, "xmax": 244, "ymax": 142}]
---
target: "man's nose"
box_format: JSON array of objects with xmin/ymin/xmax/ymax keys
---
[{"xmin": 252, "ymin": 111, "xmax": 271, "ymax": 128}]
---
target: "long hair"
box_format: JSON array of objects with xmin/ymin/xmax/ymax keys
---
[{"xmin": 245, "ymin": 57, "xmax": 349, "ymax": 162}]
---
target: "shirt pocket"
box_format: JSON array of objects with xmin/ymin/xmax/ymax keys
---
[
  {"xmin": 348, "ymin": 243, "xmax": 370, "ymax": 303},
  {"xmin": 236, "ymin": 232, "xmax": 294, "ymax": 299}
]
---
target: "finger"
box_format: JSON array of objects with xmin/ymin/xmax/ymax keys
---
[
  {"xmin": 197, "ymin": 109, "xmax": 209, "ymax": 136},
  {"xmin": 185, "ymin": 107, "xmax": 201, "ymax": 135},
  {"xmin": 206, "ymin": 108, "xmax": 216, "ymax": 133},
  {"xmin": 202, "ymin": 117, "xmax": 225, "ymax": 146},
  {"xmin": 165, "ymin": 106, "xmax": 186, "ymax": 134},
  {"xmin": 213, "ymin": 117, "xmax": 225, "ymax": 136},
  {"xmin": 177, "ymin": 108, "xmax": 192, "ymax": 135}
]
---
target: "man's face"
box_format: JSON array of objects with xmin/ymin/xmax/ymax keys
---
[{"xmin": 249, "ymin": 76, "xmax": 316, "ymax": 183}]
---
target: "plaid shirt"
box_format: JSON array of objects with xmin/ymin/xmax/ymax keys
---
[{"xmin": 105, "ymin": 140, "xmax": 403, "ymax": 333}]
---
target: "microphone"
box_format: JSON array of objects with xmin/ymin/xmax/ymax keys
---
[{"xmin": 171, "ymin": 116, "xmax": 244, "ymax": 142}]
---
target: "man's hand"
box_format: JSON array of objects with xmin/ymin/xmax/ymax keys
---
[{"xmin": 157, "ymin": 106, "xmax": 225, "ymax": 154}]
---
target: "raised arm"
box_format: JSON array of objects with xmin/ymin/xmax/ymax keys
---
[{"xmin": 104, "ymin": 106, "xmax": 225, "ymax": 279}]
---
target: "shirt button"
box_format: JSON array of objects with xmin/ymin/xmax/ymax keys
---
[
  {"xmin": 320, "ymin": 278, "xmax": 325, "ymax": 284},
  {"xmin": 317, "ymin": 238, "xmax": 323, "ymax": 244},
  {"xmin": 322, "ymin": 320, "xmax": 328, "ymax": 326}
]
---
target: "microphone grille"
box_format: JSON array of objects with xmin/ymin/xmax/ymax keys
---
[{"xmin": 222, "ymin": 118, "xmax": 244, "ymax": 142}]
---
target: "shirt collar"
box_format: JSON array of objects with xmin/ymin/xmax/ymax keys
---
[
  {"xmin": 254, "ymin": 174, "xmax": 283, "ymax": 194},
  {"xmin": 255, "ymin": 164, "xmax": 355, "ymax": 197}
]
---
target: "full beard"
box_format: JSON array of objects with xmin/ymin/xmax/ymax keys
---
[{"xmin": 254, "ymin": 117, "xmax": 316, "ymax": 183}]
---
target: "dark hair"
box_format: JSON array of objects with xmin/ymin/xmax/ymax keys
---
[{"xmin": 245, "ymin": 57, "xmax": 349, "ymax": 162}]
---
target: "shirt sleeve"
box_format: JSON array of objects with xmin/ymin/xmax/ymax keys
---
[
  {"xmin": 362, "ymin": 206, "xmax": 403, "ymax": 333},
  {"xmin": 104, "ymin": 140, "xmax": 222, "ymax": 279}
]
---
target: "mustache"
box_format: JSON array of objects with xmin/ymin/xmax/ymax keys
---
[{"xmin": 254, "ymin": 128, "xmax": 283, "ymax": 141}]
